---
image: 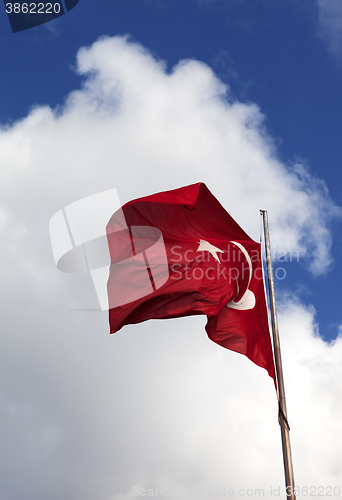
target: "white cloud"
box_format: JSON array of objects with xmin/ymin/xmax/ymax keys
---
[
  {"xmin": 1, "ymin": 35, "xmax": 339, "ymax": 274},
  {"xmin": 278, "ymin": 299, "xmax": 342, "ymax": 480},
  {"xmin": 0, "ymin": 35, "xmax": 341, "ymax": 499},
  {"xmin": 317, "ymin": 0, "xmax": 342, "ymax": 56}
]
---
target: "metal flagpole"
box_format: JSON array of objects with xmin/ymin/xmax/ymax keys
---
[{"xmin": 260, "ymin": 210, "xmax": 296, "ymax": 500}]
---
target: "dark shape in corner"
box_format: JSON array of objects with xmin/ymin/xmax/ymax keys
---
[
  {"xmin": 3, "ymin": 0, "xmax": 80, "ymax": 33},
  {"xmin": 64, "ymin": 0, "xmax": 79, "ymax": 11}
]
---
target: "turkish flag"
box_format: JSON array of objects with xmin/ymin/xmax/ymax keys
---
[{"xmin": 106, "ymin": 183, "xmax": 276, "ymax": 383}]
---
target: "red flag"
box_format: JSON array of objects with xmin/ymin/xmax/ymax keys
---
[{"xmin": 106, "ymin": 183, "xmax": 276, "ymax": 383}]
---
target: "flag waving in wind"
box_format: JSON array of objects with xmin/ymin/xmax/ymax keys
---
[{"xmin": 106, "ymin": 183, "xmax": 276, "ymax": 382}]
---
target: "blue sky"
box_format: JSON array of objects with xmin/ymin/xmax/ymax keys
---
[
  {"xmin": 1, "ymin": 0, "xmax": 342, "ymax": 339},
  {"xmin": 1, "ymin": 1, "xmax": 342, "ymax": 499}
]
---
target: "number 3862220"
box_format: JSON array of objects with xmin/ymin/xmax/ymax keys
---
[{"xmin": 5, "ymin": 3, "xmax": 61, "ymax": 14}]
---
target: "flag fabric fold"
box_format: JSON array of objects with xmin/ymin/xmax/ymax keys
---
[{"xmin": 106, "ymin": 182, "xmax": 276, "ymax": 383}]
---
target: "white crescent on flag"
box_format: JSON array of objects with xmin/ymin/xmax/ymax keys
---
[
  {"xmin": 226, "ymin": 240, "xmax": 256, "ymax": 310},
  {"xmin": 196, "ymin": 239, "xmax": 256, "ymax": 311}
]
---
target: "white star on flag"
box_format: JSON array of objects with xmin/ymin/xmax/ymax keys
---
[{"xmin": 196, "ymin": 239, "xmax": 224, "ymax": 263}]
